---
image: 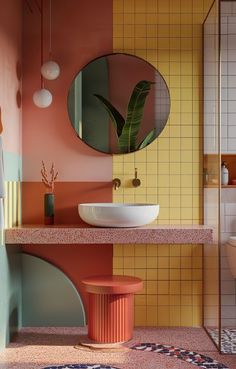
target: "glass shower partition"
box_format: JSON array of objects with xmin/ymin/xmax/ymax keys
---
[{"xmin": 203, "ymin": 0, "xmax": 221, "ymax": 351}]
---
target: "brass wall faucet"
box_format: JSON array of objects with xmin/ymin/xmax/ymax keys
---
[
  {"xmin": 113, "ymin": 178, "xmax": 121, "ymax": 190},
  {"xmin": 132, "ymin": 168, "xmax": 141, "ymax": 187}
]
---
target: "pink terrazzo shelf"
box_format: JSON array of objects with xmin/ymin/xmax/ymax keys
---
[
  {"xmin": 5, "ymin": 224, "xmax": 214, "ymax": 244},
  {"xmin": 0, "ymin": 327, "xmax": 235, "ymax": 369}
]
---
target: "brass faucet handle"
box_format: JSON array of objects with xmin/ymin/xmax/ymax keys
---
[
  {"xmin": 112, "ymin": 178, "xmax": 121, "ymax": 190},
  {"xmin": 132, "ymin": 168, "xmax": 141, "ymax": 187}
]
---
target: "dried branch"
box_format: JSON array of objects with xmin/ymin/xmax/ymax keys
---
[{"xmin": 41, "ymin": 161, "xmax": 58, "ymax": 193}]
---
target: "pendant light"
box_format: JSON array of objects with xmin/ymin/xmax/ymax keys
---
[
  {"xmin": 33, "ymin": 0, "xmax": 52, "ymax": 108},
  {"xmin": 41, "ymin": 0, "xmax": 60, "ymax": 80},
  {"xmin": 33, "ymin": 88, "xmax": 52, "ymax": 108}
]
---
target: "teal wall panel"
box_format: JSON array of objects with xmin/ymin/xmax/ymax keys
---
[
  {"xmin": 3, "ymin": 151, "xmax": 22, "ymax": 182},
  {"xmin": 22, "ymin": 254, "xmax": 86, "ymax": 327},
  {"xmin": 0, "ymin": 245, "xmax": 22, "ymax": 349},
  {"xmin": 0, "ymin": 178, "xmax": 22, "ymax": 351}
]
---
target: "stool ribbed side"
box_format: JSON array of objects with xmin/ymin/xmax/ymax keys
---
[{"xmin": 88, "ymin": 293, "xmax": 134, "ymax": 343}]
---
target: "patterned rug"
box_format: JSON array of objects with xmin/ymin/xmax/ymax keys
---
[
  {"xmin": 42, "ymin": 342, "xmax": 230, "ymax": 369},
  {"xmin": 131, "ymin": 343, "xmax": 229, "ymax": 369},
  {"xmin": 208, "ymin": 328, "xmax": 236, "ymax": 354},
  {"xmin": 43, "ymin": 365, "xmax": 119, "ymax": 369}
]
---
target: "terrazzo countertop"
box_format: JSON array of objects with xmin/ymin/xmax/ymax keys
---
[{"xmin": 5, "ymin": 224, "xmax": 214, "ymax": 244}]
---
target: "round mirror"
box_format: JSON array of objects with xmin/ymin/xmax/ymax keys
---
[{"xmin": 68, "ymin": 53, "xmax": 170, "ymax": 154}]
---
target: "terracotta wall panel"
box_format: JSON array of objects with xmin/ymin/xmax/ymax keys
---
[
  {"xmin": 22, "ymin": 0, "xmax": 113, "ymax": 182},
  {"xmin": 22, "ymin": 182, "xmax": 112, "ymax": 224}
]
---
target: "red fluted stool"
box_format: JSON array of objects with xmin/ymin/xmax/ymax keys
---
[{"xmin": 82, "ymin": 275, "xmax": 143, "ymax": 343}]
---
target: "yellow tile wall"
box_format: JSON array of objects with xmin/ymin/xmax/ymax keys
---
[{"xmin": 112, "ymin": 0, "xmax": 214, "ymax": 327}]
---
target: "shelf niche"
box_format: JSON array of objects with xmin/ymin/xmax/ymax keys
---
[{"xmin": 204, "ymin": 154, "xmax": 236, "ymax": 188}]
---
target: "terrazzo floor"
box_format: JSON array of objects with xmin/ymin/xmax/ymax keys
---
[
  {"xmin": 208, "ymin": 328, "xmax": 236, "ymax": 354},
  {"xmin": 0, "ymin": 327, "xmax": 235, "ymax": 369}
]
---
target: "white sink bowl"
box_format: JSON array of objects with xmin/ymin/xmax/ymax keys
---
[{"xmin": 79, "ymin": 203, "xmax": 160, "ymax": 228}]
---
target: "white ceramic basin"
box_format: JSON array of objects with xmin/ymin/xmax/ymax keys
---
[{"xmin": 79, "ymin": 203, "xmax": 160, "ymax": 228}]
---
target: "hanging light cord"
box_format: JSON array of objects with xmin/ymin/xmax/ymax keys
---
[
  {"xmin": 41, "ymin": 0, "xmax": 44, "ymax": 88},
  {"xmin": 49, "ymin": 0, "xmax": 52, "ymax": 59}
]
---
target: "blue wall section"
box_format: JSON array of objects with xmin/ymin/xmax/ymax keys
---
[
  {"xmin": 0, "ymin": 245, "xmax": 22, "ymax": 349},
  {"xmin": 22, "ymin": 254, "xmax": 86, "ymax": 327},
  {"xmin": 3, "ymin": 151, "xmax": 22, "ymax": 182}
]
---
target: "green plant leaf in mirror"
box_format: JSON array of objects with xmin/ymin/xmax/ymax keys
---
[
  {"xmin": 118, "ymin": 80, "xmax": 155, "ymax": 153},
  {"xmin": 94, "ymin": 80, "xmax": 155, "ymax": 153},
  {"xmin": 94, "ymin": 94, "xmax": 125, "ymax": 138},
  {"xmin": 138, "ymin": 128, "xmax": 156, "ymax": 150}
]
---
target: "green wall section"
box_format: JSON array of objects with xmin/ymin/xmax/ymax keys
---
[
  {"xmin": 0, "ymin": 152, "xmax": 22, "ymax": 350},
  {"xmin": 22, "ymin": 254, "xmax": 86, "ymax": 327},
  {"xmin": 0, "ymin": 245, "xmax": 22, "ymax": 349},
  {"xmin": 0, "ymin": 249, "xmax": 86, "ymax": 350},
  {"xmin": 3, "ymin": 151, "xmax": 22, "ymax": 181}
]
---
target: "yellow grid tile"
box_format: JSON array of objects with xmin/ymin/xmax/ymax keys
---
[
  {"xmin": 158, "ymin": 306, "xmax": 170, "ymax": 325},
  {"xmin": 112, "ymin": 0, "xmax": 211, "ymax": 327},
  {"xmin": 147, "ymin": 306, "xmax": 158, "ymax": 326}
]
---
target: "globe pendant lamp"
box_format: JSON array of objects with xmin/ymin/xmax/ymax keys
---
[
  {"xmin": 33, "ymin": 88, "xmax": 52, "ymax": 108},
  {"xmin": 33, "ymin": 0, "xmax": 52, "ymax": 108},
  {"xmin": 41, "ymin": 60, "xmax": 60, "ymax": 80},
  {"xmin": 41, "ymin": 0, "xmax": 60, "ymax": 80}
]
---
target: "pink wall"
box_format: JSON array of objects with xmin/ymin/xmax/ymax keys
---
[
  {"xmin": 22, "ymin": 0, "xmax": 113, "ymax": 182},
  {"xmin": 0, "ymin": 0, "xmax": 22, "ymax": 155}
]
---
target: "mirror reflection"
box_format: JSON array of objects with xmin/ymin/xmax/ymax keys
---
[{"xmin": 68, "ymin": 53, "xmax": 170, "ymax": 154}]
